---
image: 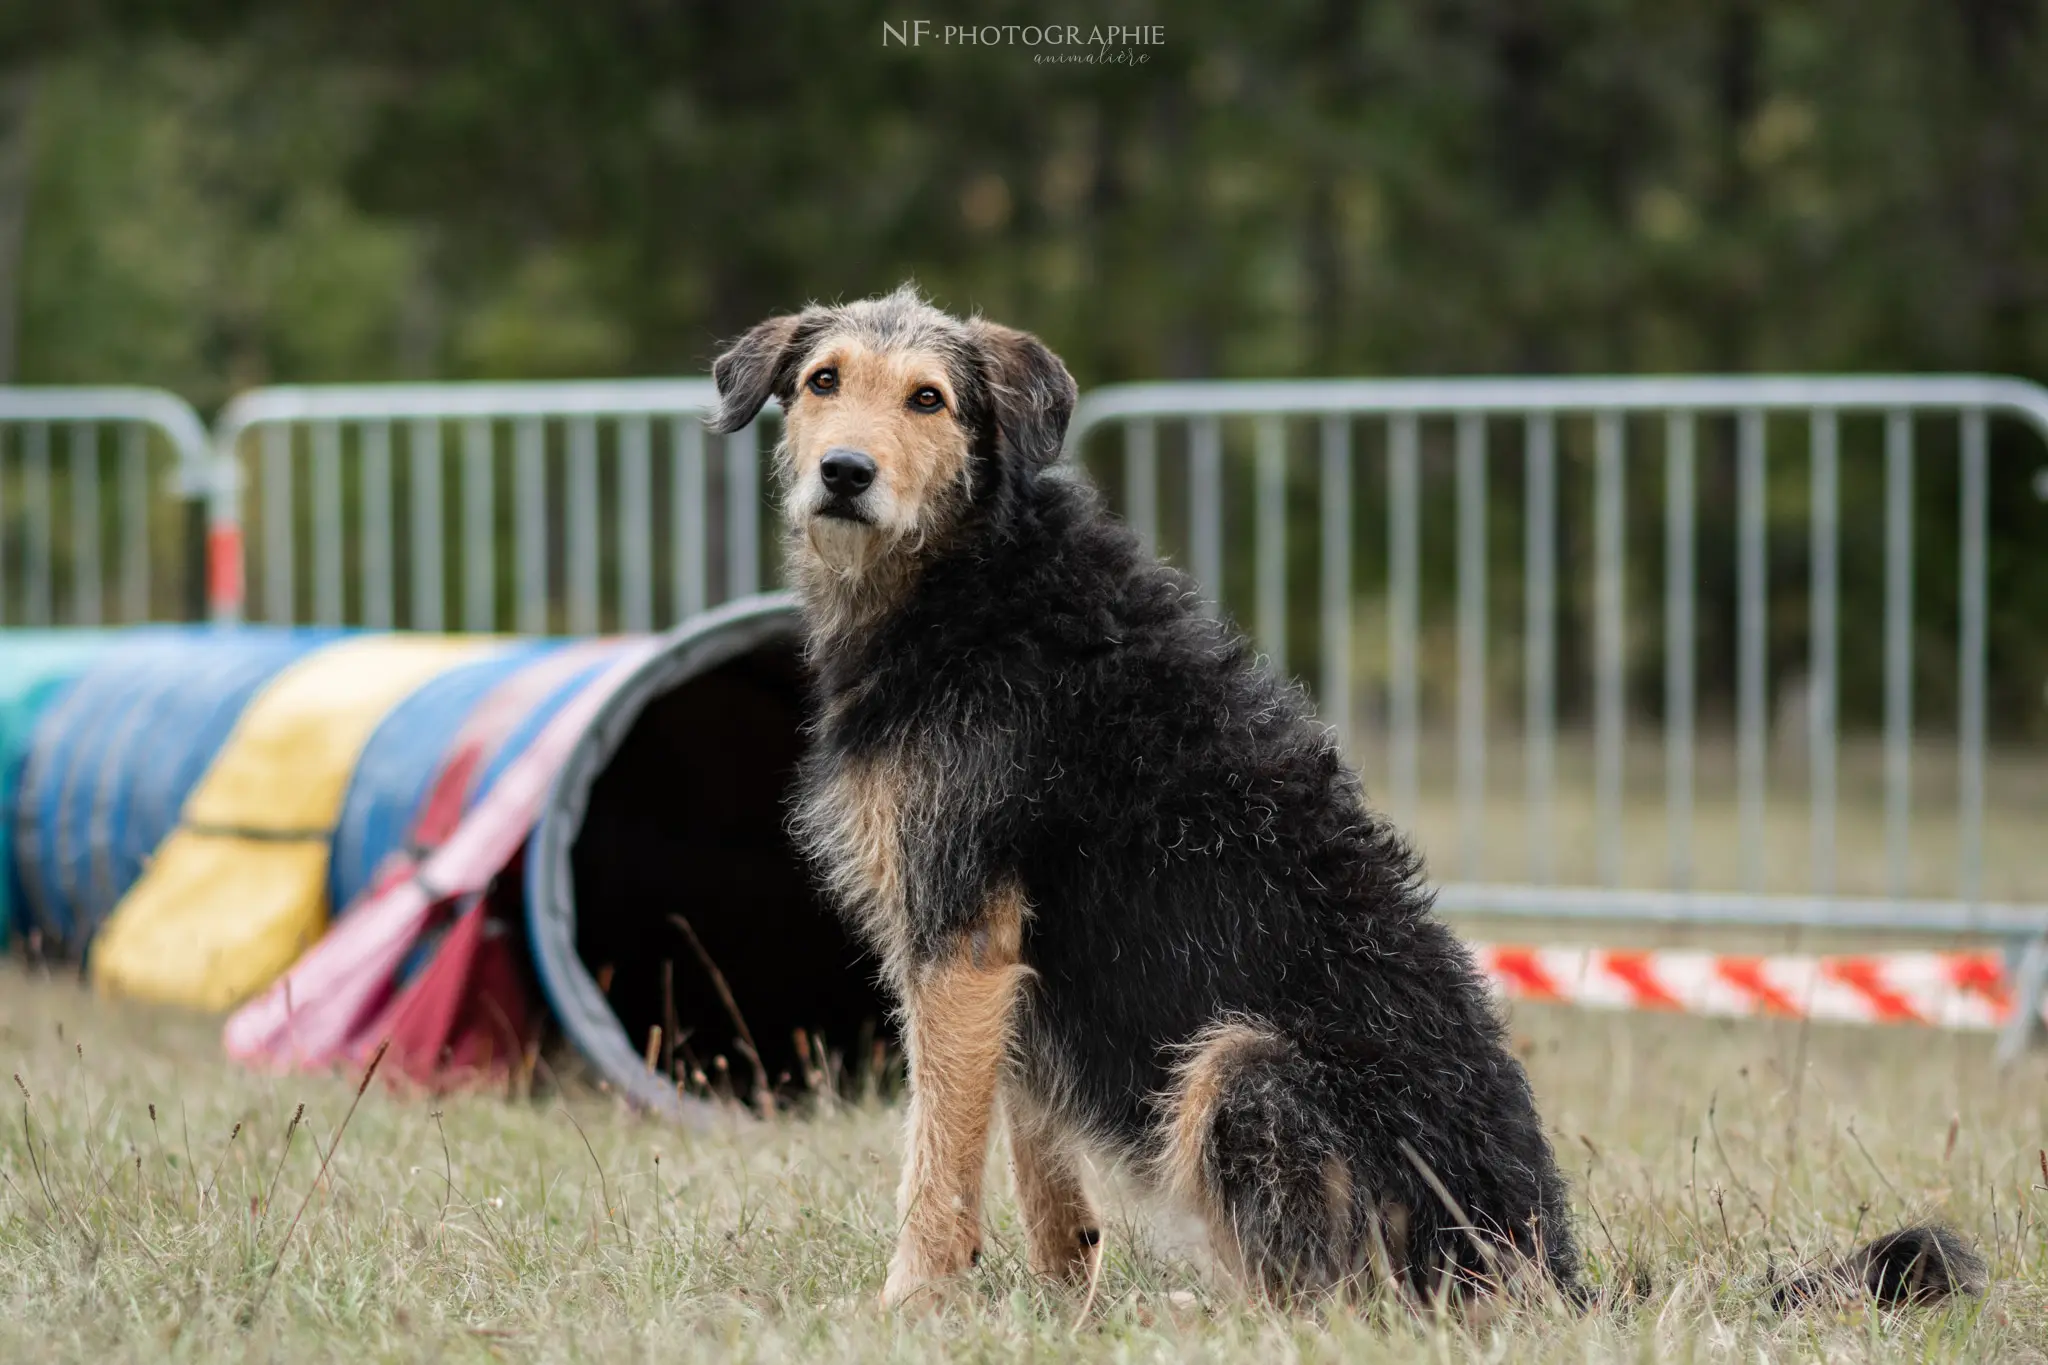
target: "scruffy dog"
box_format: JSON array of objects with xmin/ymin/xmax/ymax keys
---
[{"xmin": 710, "ymin": 286, "xmax": 1983, "ymax": 1312}]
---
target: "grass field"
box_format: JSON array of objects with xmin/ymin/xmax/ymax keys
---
[{"xmin": 2, "ymin": 961, "xmax": 2044, "ymax": 1362}]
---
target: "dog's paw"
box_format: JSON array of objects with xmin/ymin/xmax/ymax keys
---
[
  {"xmin": 880, "ymin": 1241, "xmax": 981, "ymax": 1311},
  {"xmin": 1029, "ymin": 1225, "xmax": 1101, "ymax": 1284}
]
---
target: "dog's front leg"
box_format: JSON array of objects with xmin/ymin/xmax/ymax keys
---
[{"xmin": 882, "ymin": 890, "xmax": 1028, "ymax": 1309}]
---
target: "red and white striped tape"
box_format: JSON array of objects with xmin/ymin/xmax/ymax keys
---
[{"xmin": 1470, "ymin": 942, "xmax": 2024, "ymax": 1032}]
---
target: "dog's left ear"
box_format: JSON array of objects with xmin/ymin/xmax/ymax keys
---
[
  {"xmin": 968, "ymin": 321, "xmax": 1077, "ymax": 467},
  {"xmin": 710, "ymin": 311, "xmax": 819, "ymax": 433}
]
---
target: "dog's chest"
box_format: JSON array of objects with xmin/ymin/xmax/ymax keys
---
[{"xmin": 794, "ymin": 751, "xmax": 920, "ymax": 976}]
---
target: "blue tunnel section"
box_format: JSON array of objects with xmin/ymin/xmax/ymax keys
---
[
  {"xmin": 1, "ymin": 632, "xmax": 135, "ymax": 948},
  {"xmin": 10, "ymin": 629, "xmax": 335, "ymax": 947}
]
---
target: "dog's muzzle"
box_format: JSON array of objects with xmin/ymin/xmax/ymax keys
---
[{"xmin": 816, "ymin": 447, "xmax": 877, "ymax": 522}]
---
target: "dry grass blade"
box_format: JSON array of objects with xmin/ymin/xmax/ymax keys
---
[
  {"xmin": 15, "ymin": 1075, "xmax": 92, "ymax": 1248},
  {"xmin": 199, "ymin": 1122, "xmax": 243, "ymax": 1207},
  {"xmin": 179, "ymin": 1101, "xmax": 197, "ymax": 1209},
  {"xmin": 259, "ymin": 1102, "xmax": 306, "ymax": 1219},
  {"xmin": 431, "ymin": 1110, "xmax": 454, "ymax": 1232},
  {"xmin": 1071, "ymin": 1225, "xmax": 1107, "ymax": 1330},
  {"xmin": 661, "ymin": 958, "xmax": 679, "ymax": 1084},
  {"xmin": 560, "ymin": 1104, "xmax": 629, "ymax": 1250},
  {"xmin": 241, "ymin": 1039, "xmax": 390, "ymax": 1325},
  {"xmin": 669, "ymin": 912, "xmax": 773, "ymax": 1118},
  {"xmin": 1395, "ymin": 1137, "xmax": 1502, "ymax": 1280},
  {"xmin": 1847, "ymin": 1118, "xmax": 1905, "ymax": 1208}
]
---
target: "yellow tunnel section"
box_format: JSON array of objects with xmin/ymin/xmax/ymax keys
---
[{"xmin": 91, "ymin": 635, "xmax": 501, "ymax": 1011}]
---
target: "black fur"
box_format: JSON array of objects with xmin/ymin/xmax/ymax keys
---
[
  {"xmin": 1769, "ymin": 1224, "xmax": 1986, "ymax": 1310},
  {"xmin": 723, "ymin": 288, "xmax": 1984, "ymax": 1308},
  {"xmin": 962, "ymin": 318, "xmax": 1076, "ymax": 473},
  {"xmin": 727, "ymin": 290, "xmax": 1574, "ymax": 1299},
  {"xmin": 811, "ymin": 467, "xmax": 1574, "ymax": 1296}
]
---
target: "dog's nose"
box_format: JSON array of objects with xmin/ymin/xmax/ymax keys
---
[{"xmin": 819, "ymin": 448, "xmax": 877, "ymax": 496}]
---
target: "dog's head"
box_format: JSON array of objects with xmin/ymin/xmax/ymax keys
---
[{"xmin": 709, "ymin": 286, "xmax": 1075, "ymax": 599}]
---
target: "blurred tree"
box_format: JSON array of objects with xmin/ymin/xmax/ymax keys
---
[
  {"xmin": 2, "ymin": 0, "xmax": 2044, "ymax": 726},
  {"xmin": 11, "ymin": 1, "xmax": 2043, "ymax": 385}
]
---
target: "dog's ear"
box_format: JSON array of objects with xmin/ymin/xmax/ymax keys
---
[
  {"xmin": 710, "ymin": 311, "xmax": 818, "ymax": 433},
  {"xmin": 968, "ymin": 321, "xmax": 1077, "ymax": 468}
]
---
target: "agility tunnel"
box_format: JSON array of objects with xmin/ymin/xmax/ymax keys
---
[
  {"xmin": 1, "ymin": 631, "xmax": 134, "ymax": 950},
  {"xmin": 9, "ymin": 609, "xmax": 2043, "ymax": 1119},
  {"xmin": 4, "ymin": 597, "xmax": 887, "ymax": 1123},
  {"xmin": 11, "ymin": 628, "xmax": 345, "ymax": 953}
]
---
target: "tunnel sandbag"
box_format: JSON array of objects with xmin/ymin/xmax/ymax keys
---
[
  {"xmin": 12, "ymin": 628, "xmax": 336, "ymax": 947},
  {"xmin": 0, "ymin": 631, "xmax": 130, "ymax": 948},
  {"xmin": 92, "ymin": 634, "xmax": 503, "ymax": 1010},
  {"xmin": 526, "ymin": 593, "xmax": 891, "ymax": 1119}
]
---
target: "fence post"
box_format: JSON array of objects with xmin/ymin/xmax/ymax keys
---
[
  {"xmin": 1388, "ymin": 414, "xmax": 1420, "ymax": 826},
  {"xmin": 1884, "ymin": 411, "xmax": 1915, "ymax": 898},
  {"xmin": 1593, "ymin": 412, "xmax": 1626, "ymax": 888},
  {"xmin": 1524, "ymin": 414, "xmax": 1556, "ymax": 886},
  {"xmin": 1455, "ymin": 414, "xmax": 1487, "ymax": 881},
  {"xmin": 1736, "ymin": 409, "xmax": 1768, "ymax": 892},
  {"xmin": 1320, "ymin": 415, "xmax": 1352, "ymax": 755},
  {"xmin": 1808, "ymin": 411, "xmax": 1838, "ymax": 895},
  {"xmin": 1665, "ymin": 412, "xmax": 1696, "ymax": 890},
  {"xmin": 1996, "ymin": 934, "xmax": 2048, "ymax": 1065}
]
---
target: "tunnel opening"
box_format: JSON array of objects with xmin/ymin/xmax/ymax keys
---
[{"xmin": 524, "ymin": 598, "xmax": 891, "ymax": 1119}]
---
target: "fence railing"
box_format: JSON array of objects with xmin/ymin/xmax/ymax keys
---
[
  {"xmin": 1066, "ymin": 377, "xmax": 2048, "ymax": 1054},
  {"xmin": 208, "ymin": 382, "xmax": 778, "ymax": 632},
  {"xmin": 6, "ymin": 373, "xmax": 2046, "ymax": 1050},
  {"xmin": 0, "ymin": 388, "xmax": 212, "ymax": 626}
]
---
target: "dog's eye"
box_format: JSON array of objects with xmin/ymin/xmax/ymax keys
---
[
  {"xmin": 909, "ymin": 386, "xmax": 945, "ymax": 413},
  {"xmin": 807, "ymin": 368, "xmax": 837, "ymax": 396}
]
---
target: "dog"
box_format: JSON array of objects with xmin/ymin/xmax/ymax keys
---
[{"xmin": 709, "ymin": 285, "xmax": 1983, "ymax": 1312}]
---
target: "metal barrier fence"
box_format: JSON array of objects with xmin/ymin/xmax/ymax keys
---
[
  {"xmin": 209, "ymin": 382, "xmax": 777, "ymax": 632},
  {"xmin": 0, "ymin": 388, "xmax": 212, "ymax": 626},
  {"xmin": 9, "ymin": 373, "xmax": 2047, "ymax": 1051},
  {"xmin": 1065, "ymin": 377, "xmax": 2048, "ymax": 1056}
]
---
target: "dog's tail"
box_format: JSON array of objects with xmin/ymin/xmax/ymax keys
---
[
  {"xmin": 1768, "ymin": 1223, "xmax": 1987, "ymax": 1310},
  {"xmin": 1157, "ymin": 1018, "xmax": 1581, "ymax": 1302}
]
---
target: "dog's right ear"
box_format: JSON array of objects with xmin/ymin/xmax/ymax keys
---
[{"xmin": 710, "ymin": 312, "xmax": 817, "ymax": 433}]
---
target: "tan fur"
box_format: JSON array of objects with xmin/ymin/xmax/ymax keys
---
[
  {"xmin": 797, "ymin": 752, "xmax": 917, "ymax": 988},
  {"xmin": 882, "ymin": 886, "xmax": 1031, "ymax": 1308},
  {"xmin": 778, "ymin": 337, "xmax": 974, "ymax": 650},
  {"xmin": 1321, "ymin": 1156, "xmax": 1356, "ymax": 1259},
  {"xmin": 1155, "ymin": 1020, "xmax": 1284, "ymax": 1205},
  {"xmin": 1005, "ymin": 1088, "xmax": 1100, "ymax": 1283},
  {"xmin": 1153, "ymin": 1018, "xmax": 1289, "ymax": 1281}
]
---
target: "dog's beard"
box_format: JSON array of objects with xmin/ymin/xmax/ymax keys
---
[
  {"xmin": 802, "ymin": 514, "xmax": 896, "ymax": 583},
  {"xmin": 785, "ymin": 494, "xmax": 950, "ymax": 655}
]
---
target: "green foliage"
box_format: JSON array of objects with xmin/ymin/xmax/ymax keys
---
[
  {"xmin": 18, "ymin": 42, "xmax": 421, "ymax": 406},
  {"xmin": 5, "ymin": 2, "xmax": 2047, "ymax": 727},
  {"xmin": 18, "ymin": 2, "xmax": 2047, "ymax": 388}
]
